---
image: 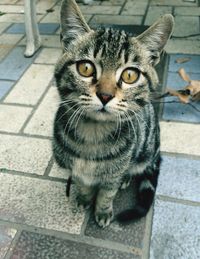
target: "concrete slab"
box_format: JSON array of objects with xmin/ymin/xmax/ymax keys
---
[
  {"xmin": 0, "ymin": 47, "xmax": 35, "ymax": 81},
  {"xmin": 158, "ymin": 155, "xmax": 200, "ymax": 202},
  {"xmin": 0, "ymin": 226, "xmax": 17, "ymax": 259},
  {"xmin": 24, "ymin": 87, "xmax": 59, "ymax": 137},
  {"xmin": 10, "ymin": 231, "xmax": 139, "ymax": 259},
  {"xmin": 0, "ymin": 104, "xmax": 32, "ymax": 133},
  {"xmin": 0, "ymin": 134, "xmax": 51, "ymax": 174},
  {"xmin": 0, "ymin": 173, "xmax": 85, "ymax": 234},
  {"xmin": 4, "ymin": 64, "xmax": 54, "ymax": 105},
  {"xmin": 150, "ymin": 199, "xmax": 200, "ymax": 259}
]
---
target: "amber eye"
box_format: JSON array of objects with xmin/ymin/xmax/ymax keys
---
[
  {"xmin": 77, "ymin": 61, "xmax": 95, "ymax": 77},
  {"xmin": 121, "ymin": 68, "xmax": 139, "ymax": 84}
]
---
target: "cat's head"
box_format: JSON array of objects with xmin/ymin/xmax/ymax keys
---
[{"xmin": 55, "ymin": 0, "xmax": 174, "ymax": 122}]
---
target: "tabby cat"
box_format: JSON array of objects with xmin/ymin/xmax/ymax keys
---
[{"xmin": 53, "ymin": 0, "xmax": 174, "ymax": 228}]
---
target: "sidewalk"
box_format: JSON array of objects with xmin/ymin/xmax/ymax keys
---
[{"xmin": 0, "ymin": 0, "xmax": 200, "ymax": 258}]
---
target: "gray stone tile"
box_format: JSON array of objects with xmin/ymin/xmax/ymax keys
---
[
  {"xmin": 0, "ymin": 173, "xmax": 85, "ymax": 234},
  {"xmin": 0, "ymin": 4, "xmax": 24, "ymax": 13},
  {"xmin": 24, "ymin": 87, "xmax": 59, "ymax": 137},
  {"xmin": 175, "ymin": 6, "xmax": 200, "ymax": 16},
  {"xmin": 162, "ymin": 72, "xmax": 200, "ymax": 123},
  {"xmin": 19, "ymin": 35, "xmax": 60, "ymax": 48},
  {"xmin": 0, "ymin": 135, "xmax": 51, "ymax": 174},
  {"xmin": 101, "ymin": 0, "xmax": 126, "ymax": 5},
  {"xmin": 0, "ymin": 13, "xmax": 43, "ymax": 23},
  {"xmin": 160, "ymin": 121, "xmax": 200, "ymax": 156},
  {"xmin": 0, "ymin": 105, "xmax": 32, "ymax": 133},
  {"xmin": 173, "ymin": 16, "xmax": 199, "ymax": 38},
  {"xmin": 165, "ymin": 39, "xmax": 200, "ymax": 55},
  {"xmin": 85, "ymin": 183, "xmax": 146, "ymax": 249},
  {"xmin": 150, "ymin": 199, "xmax": 200, "ymax": 259},
  {"xmin": 168, "ymin": 54, "xmax": 200, "ymax": 74},
  {"xmin": 144, "ymin": 6, "xmax": 172, "ymax": 26},
  {"xmin": 11, "ymin": 231, "xmax": 138, "ymax": 259},
  {"xmin": 90, "ymin": 15, "xmax": 143, "ymax": 25},
  {"xmin": 0, "ymin": 226, "xmax": 17, "ymax": 259},
  {"xmin": 4, "ymin": 64, "xmax": 54, "ymax": 105},
  {"xmin": 121, "ymin": 0, "xmax": 148, "ymax": 16},
  {"xmin": 0, "ymin": 80, "xmax": 15, "ymax": 100},
  {"xmin": 0, "ymin": 47, "xmax": 36, "ymax": 81},
  {"xmin": 150, "ymin": 0, "xmax": 197, "ymax": 6},
  {"xmin": 49, "ymin": 162, "xmax": 70, "ymax": 179},
  {"xmin": 34, "ymin": 48, "xmax": 62, "ymax": 64},
  {"xmin": 6, "ymin": 23, "xmax": 60, "ymax": 35},
  {"xmin": 0, "ymin": 22, "xmax": 11, "ymax": 34},
  {"xmin": 158, "ymin": 155, "xmax": 200, "ymax": 202},
  {"xmin": 80, "ymin": 5, "xmax": 121, "ymax": 15}
]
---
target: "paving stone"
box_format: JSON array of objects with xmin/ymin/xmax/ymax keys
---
[
  {"xmin": 0, "ymin": 33, "xmax": 23, "ymax": 46},
  {"xmin": 40, "ymin": 6, "xmax": 60, "ymax": 23},
  {"xmin": 6, "ymin": 23, "xmax": 60, "ymax": 35},
  {"xmin": 150, "ymin": 199, "xmax": 200, "ymax": 259},
  {"xmin": 0, "ymin": 104, "xmax": 32, "ymax": 133},
  {"xmin": 34, "ymin": 47, "xmax": 62, "ymax": 64},
  {"xmin": 165, "ymin": 39, "xmax": 200, "ymax": 55},
  {"xmin": 85, "ymin": 183, "xmax": 146, "ymax": 249},
  {"xmin": 101, "ymin": 0, "xmax": 126, "ymax": 5},
  {"xmin": 0, "ymin": 4, "xmax": 24, "ymax": 13},
  {"xmin": 36, "ymin": 0, "xmax": 56, "ymax": 14},
  {"xmin": 158, "ymin": 155, "xmax": 200, "ymax": 202},
  {"xmin": 168, "ymin": 54, "xmax": 200, "ymax": 73},
  {"xmin": 0, "ymin": 135, "xmax": 51, "ymax": 174},
  {"xmin": 121, "ymin": 0, "xmax": 148, "ymax": 16},
  {"xmin": 150, "ymin": 0, "xmax": 197, "ymax": 6},
  {"xmin": 0, "ymin": 46, "xmax": 36, "ymax": 81},
  {"xmin": 10, "ymin": 231, "xmax": 138, "ymax": 259},
  {"xmin": 0, "ymin": 0, "xmax": 18, "ymax": 4},
  {"xmin": 0, "ymin": 45, "xmax": 13, "ymax": 62},
  {"xmin": 144, "ymin": 6, "xmax": 172, "ymax": 26},
  {"xmin": 90, "ymin": 15, "xmax": 143, "ymax": 25},
  {"xmin": 0, "ymin": 13, "xmax": 42, "ymax": 23},
  {"xmin": 175, "ymin": 6, "xmax": 200, "ymax": 16},
  {"xmin": 173, "ymin": 16, "xmax": 199, "ymax": 37},
  {"xmin": 80, "ymin": 5, "xmax": 121, "ymax": 15},
  {"xmin": 0, "ymin": 225, "xmax": 17, "ymax": 259},
  {"xmin": 163, "ymin": 72, "xmax": 200, "ymax": 123},
  {"xmin": 4, "ymin": 64, "xmax": 54, "ymax": 105},
  {"xmin": 0, "ymin": 22, "xmax": 11, "ymax": 34},
  {"xmin": 0, "ymin": 173, "xmax": 85, "ymax": 234},
  {"xmin": 19, "ymin": 35, "xmax": 60, "ymax": 48},
  {"xmin": 160, "ymin": 121, "xmax": 200, "ymax": 156},
  {"xmin": 0, "ymin": 80, "xmax": 15, "ymax": 100},
  {"xmin": 49, "ymin": 162, "xmax": 70, "ymax": 179},
  {"xmin": 24, "ymin": 87, "xmax": 59, "ymax": 137}
]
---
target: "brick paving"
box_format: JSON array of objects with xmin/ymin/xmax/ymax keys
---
[{"xmin": 0, "ymin": 0, "xmax": 200, "ymax": 258}]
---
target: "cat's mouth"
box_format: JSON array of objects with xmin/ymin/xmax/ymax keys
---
[{"xmin": 98, "ymin": 107, "xmax": 107, "ymax": 113}]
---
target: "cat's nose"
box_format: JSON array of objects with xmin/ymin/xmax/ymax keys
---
[{"xmin": 96, "ymin": 92, "xmax": 114, "ymax": 106}]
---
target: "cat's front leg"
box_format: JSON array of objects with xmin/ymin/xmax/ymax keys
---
[
  {"xmin": 95, "ymin": 187, "xmax": 118, "ymax": 228},
  {"xmin": 75, "ymin": 180, "xmax": 95, "ymax": 210}
]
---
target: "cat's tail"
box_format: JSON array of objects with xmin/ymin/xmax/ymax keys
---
[{"xmin": 116, "ymin": 156, "xmax": 161, "ymax": 223}]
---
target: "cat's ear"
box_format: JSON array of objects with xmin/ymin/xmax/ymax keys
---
[
  {"xmin": 60, "ymin": 0, "xmax": 92, "ymax": 49},
  {"xmin": 136, "ymin": 14, "xmax": 174, "ymax": 65}
]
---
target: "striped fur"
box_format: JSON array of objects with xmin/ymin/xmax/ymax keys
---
[{"xmin": 53, "ymin": 0, "xmax": 174, "ymax": 228}]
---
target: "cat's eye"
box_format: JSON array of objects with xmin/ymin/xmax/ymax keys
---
[
  {"xmin": 77, "ymin": 61, "xmax": 95, "ymax": 78},
  {"xmin": 121, "ymin": 68, "xmax": 139, "ymax": 84}
]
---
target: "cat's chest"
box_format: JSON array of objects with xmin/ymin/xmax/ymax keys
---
[{"xmin": 72, "ymin": 158, "xmax": 100, "ymax": 185}]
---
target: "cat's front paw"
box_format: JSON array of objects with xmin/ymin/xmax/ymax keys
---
[{"xmin": 95, "ymin": 210, "xmax": 113, "ymax": 228}]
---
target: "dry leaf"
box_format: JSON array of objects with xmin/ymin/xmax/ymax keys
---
[
  {"xmin": 186, "ymin": 80, "xmax": 200, "ymax": 101},
  {"xmin": 167, "ymin": 88, "xmax": 190, "ymax": 103},
  {"xmin": 175, "ymin": 57, "xmax": 191, "ymax": 64},
  {"xmin": 178, "ymin": 68, "xmax": 191, "ymax": 82}
]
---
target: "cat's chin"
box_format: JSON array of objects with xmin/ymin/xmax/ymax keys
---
[{"xmin": 86, "ymin": 110, "xmax": 117, "ymax": 122}]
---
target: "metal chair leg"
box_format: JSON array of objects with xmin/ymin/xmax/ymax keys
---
[{"xmin": 24, "ymin": 0, "xmax": 41, "ymax": 57}]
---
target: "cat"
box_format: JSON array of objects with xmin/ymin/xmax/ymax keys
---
[{"xmin": 53, "ymin": 0, "xmax": 174, "ymax": 228}]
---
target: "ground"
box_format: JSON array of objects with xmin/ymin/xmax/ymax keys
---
[{"xmin": 0, "ymin": 0, "xmax": 200, "ymax": 258}]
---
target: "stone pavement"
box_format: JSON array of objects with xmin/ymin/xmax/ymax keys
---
[{"xmin": 0, "ymin": 0, "xmax": 200, "ymax": 258}]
